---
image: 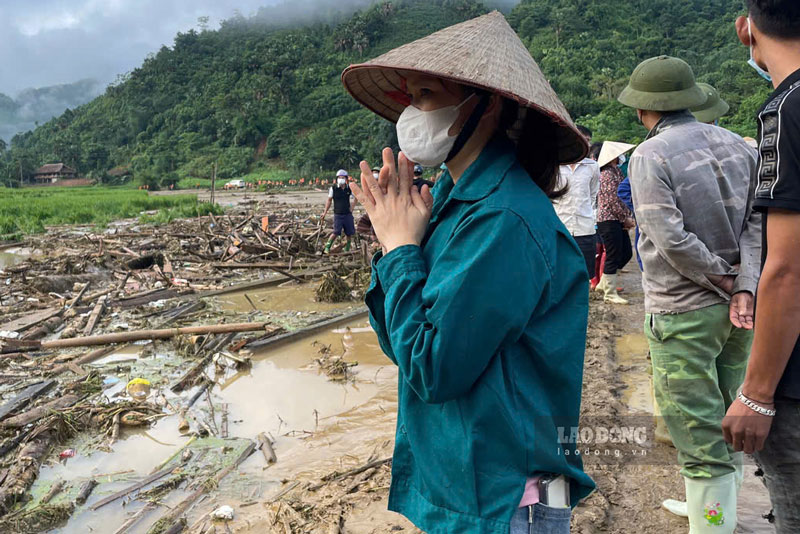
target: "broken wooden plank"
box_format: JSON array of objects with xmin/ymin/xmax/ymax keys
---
[
  {"xmin": 0, "ymin": 380, "xmax": 56, "ymax": 421},
  {"xmin": 83, "ymin": 295, "xmax": 107, "ymax": 336},
  {"xmin": 0, "ymin": 308, "xmax": 61, "ymax": 334},
  {"xmin": 21, "ymin": 316, "xmax": 64, "ymax": 341},
  {"xmin": 51, "ymin": 346, "xmax": 117, "ymax": 376}
]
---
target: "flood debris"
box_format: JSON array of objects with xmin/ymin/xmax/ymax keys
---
[
  {"xmin": 315, "ymin": 272, "xmax": 353, "ymax": 303},
  {"xmin": 0, "ymin": 194, "xmax": 379, "ymax": 531},
  {"xmin": 313, "ymin": 342, "xmax": 358, "ymax": 382}
]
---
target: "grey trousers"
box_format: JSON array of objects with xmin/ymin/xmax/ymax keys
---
[{"xmin": 755, "ymin": 399, "xmax": 800, "ymax": 534}]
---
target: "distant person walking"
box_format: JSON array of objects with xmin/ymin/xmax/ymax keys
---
[
  {"xmin": 321, "ymin": 169, "xmax": 355, "ymax": 254},
  {"xmin": 554, "ymin": 125, "xmax": 600, "ymax": 279},
  {"xmin": 595, "ymin": 141, "xmax": 636, "ymax": 304}
]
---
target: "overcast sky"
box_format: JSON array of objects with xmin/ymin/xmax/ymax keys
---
[{"xmin": 0, "ymin": 0, "xmax": 275, "ymax": 96}]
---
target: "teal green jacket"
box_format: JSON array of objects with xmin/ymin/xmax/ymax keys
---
[{"xmin": 365, "ymin": 138, "xmax": 595, "ymax": 534}]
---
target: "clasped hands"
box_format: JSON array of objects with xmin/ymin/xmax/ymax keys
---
[
  {"xmin": 708, "ymin": 265, "xmax": 753, "ymax": 330},
  {"xmin": 349, "ymin": 148, "xmax": 434, "ymax": 254}
]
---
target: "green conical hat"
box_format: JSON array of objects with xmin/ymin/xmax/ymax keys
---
[
  {"xmin": 618, "ymin": 56, "xmax": 707, "ymax": 112},
  {"xmin": 691, "ymin": 83, "xmax": 730, "ymax": 123},
  {"xmin": 341, "ymin": 11, "xmax": 587, "ymax": 164}
]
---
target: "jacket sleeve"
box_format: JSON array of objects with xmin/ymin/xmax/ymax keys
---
[
  {"xmin": 364, "ymin": 252, "xmax": 398, "ymax": 365},
  {"xmin": 591, "ymin": 165, "xmax": 600, "ymax": 221},
  {"xmin": 617, "ymin": 177, "xmax": 634, "ymax": 214},
  {"xmin": 733, "ymin": 153, "xmax": 763, "ymax": 295},
  {"xmin": 373, "ymin": 209, "xmax": 545, "ymax": 404},
  {"xmin": 629, "ymin": 153, "xmax": 738, "ymax": 291}
]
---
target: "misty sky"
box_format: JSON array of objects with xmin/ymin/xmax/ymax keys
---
[{"xmin": 0, "ymin": 0, "xmax": 277, "ymax": 96}]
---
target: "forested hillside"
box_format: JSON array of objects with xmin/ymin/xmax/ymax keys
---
[{"xmin": 0, "ymin": 0, "xmax": 769, "ymax": 187}]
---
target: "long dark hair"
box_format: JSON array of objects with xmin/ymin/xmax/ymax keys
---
[{"xmin": 499, "ymin": 99, "xmax": 565, "ymax": 199}]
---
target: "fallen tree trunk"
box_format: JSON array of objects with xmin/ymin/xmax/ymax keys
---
[
  {"xmin": 1, "ymin": 395, "xmax": 81, "ymax": 428},
  {"xmin": 40, "ymin": 322, "xmax": 270, "ymax": 350},
  {"xmin": 0, "ymin": 430, "xmax": 56, "ymax": 514}
]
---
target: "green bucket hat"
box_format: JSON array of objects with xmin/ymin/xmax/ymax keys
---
[
  {"xmin": 691, "ymin": 83, "xmax": 730, "ymax": 123},
  {"xmin": 618, "ymin": 56, "xmax": 707, "ymax": 112}
]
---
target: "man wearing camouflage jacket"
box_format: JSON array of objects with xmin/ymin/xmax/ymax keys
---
[{"xmin": 619, "ymin": 56, "xmax": 761, "ymax": 534}]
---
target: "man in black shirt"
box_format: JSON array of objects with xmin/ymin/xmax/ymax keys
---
[
  {"xmin": 322, "ymin": 169, "xmax": 356, "ymax": 254},
  {"xmin": 724, "ymin": 2, "xmax": 800, "ymax": 531}
]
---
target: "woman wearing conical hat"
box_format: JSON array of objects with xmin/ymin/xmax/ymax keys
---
[{"xmin": 342, "ymin": 11, "xmax": 594, "ymax": 533}]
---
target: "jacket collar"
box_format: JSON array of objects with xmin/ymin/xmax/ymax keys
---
[
  {"xmin": 646, "ymin": 109, "xmax": 697, "ymax": 140},
  {"xmin": 437, "ymin": 136, "xmax": 516, "ymax": 203}
]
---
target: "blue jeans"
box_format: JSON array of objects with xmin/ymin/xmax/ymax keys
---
[
  {"xmin": 754, "ymin": 399, "xmax": 800, "ymax": 533},
  {"xmin": 509, "ymin": 504, "xmax": 571, "ymax": 534}
]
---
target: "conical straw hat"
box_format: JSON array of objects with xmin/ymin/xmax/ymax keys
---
[
  {"xmin": 341, "ymin": 11, "xmax": 586, "ymax": 164},
  {"xmin": 598, "ymin": 141, "xmax": 636, "ymax": 168}
]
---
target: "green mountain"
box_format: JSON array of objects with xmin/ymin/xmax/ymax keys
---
[{"xmin": 0, "ymin": 0, "xmax": 770, "ymax": 187}]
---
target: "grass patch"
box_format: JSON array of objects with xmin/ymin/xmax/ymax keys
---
[
  {"xmin": 0, "ymin": 186, "xmax": 205, "ymax": 236},
  {"xmin": 139, "ymin": 202, "xmax": 222, "ymax": 225}
]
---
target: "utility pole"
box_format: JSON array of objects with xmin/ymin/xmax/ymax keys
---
[{"xmin": 210, "ymin": 162, "xmax": 217, "ymax": 205}]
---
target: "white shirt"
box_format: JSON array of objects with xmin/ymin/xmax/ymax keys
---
[{"xmin": 553, "ymin": 158, "xmax": 600, "ymax": 237}]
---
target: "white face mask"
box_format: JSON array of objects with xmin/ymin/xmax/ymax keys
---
[
  {"xmin": 396, "ymin": 94, "xmax": 474, "ymax": 167},
  {"xmin": 747, "ymin": 18, "xmax": 772, "ymax": 83},
  {"xmin": 372, "ymin": 172, "xmax": 380, "ymax": 180},
  {"xmin": 618, "ymin": 155, "xmax": 627, "ymax": 166},
  {"xmin": 337, "ymin": 178, "xmax": 346, "ymax": 186}
]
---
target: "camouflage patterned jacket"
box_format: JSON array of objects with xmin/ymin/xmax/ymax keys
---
[{"xmin": 629, "ymin": 111, "xmax": 761, "ymax": 314}]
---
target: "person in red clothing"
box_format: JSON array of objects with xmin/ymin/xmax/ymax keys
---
[{"xmin": 595, "ymin": 141, "xmax": 636, "ymax": 304}]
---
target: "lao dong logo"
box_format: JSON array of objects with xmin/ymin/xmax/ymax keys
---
[{"xmin": 557, "ymin": 426, "xmax": 648, "ymax": 446}]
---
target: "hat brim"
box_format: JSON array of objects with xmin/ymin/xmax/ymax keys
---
[
  {"xmin": 598, "ymin": 142, "xmax": 636, "ymax": 168},
  {"xmin": 618, "ymin": 83, "xmax": 708, "ymax": 112},
  {"xmin": 342, "ymin": 64, "xmax": 588, "ymax": 165},
  {"xmin": 692, "ymin": 99, "xmax": 730, "ymax": 123}
]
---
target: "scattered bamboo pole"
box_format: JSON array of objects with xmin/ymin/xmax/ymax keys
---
[
  {"xmin": 146, "ymin": 442, "xmax": 255, "ymax": 533},
  {"xmin": 41, "ymin": 322, "xmax": 270, "ymax": 349}
]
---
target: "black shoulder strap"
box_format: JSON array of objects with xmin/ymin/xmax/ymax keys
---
[{"xmin": 445, "ymin": 92, "xmax": 492, "ymax": 163}]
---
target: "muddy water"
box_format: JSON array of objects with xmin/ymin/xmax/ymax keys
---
[
  {"xmin": 216, "ymin": 282, "xmax": 355, "ymax": 314},
  {"xmin": 35, "ymin": 317, "xmax": 396, "ymax": 533},
  {"xmin": 616, "ymin": 333, "xmax": 653, "ymax": 414}
]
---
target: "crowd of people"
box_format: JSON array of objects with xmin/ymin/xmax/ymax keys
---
[{"xmin": 311, "ymin": 1, "xmax": 800, "ymax": 533}]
